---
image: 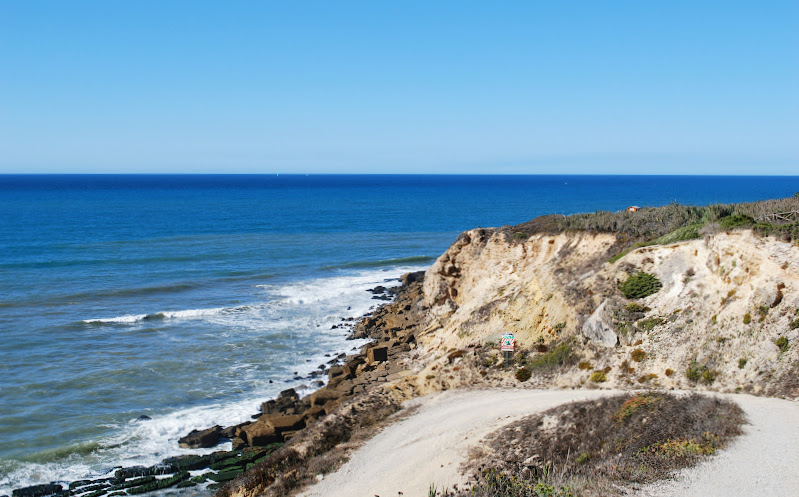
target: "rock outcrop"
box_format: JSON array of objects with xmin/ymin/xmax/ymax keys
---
[{"xmin": 582, "ymin": 300, "xmax": 618, "ymax": 347}]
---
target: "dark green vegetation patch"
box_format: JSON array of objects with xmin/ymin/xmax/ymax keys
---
[
  {"xmin": 528, "ymin": 341, "xmax": 577, "ymax": 370},
  {"xmin": 515, "ymin": 367, "xmax": 532, "ymax": 382},
  {"xmin": 620, "ymin": 272, "xmax": 662, "ymax": 300},
  {"xmin": 452, "ymin": 392, "xmax": 744, "ymax": 497}
]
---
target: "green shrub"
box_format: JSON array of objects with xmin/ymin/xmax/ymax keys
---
[
  {"xmin": 515, "ymin": 367, "xmax": 532, "ymax": 382},
  {"xmin": 630, "ymin": 348, "xmax": 647, "ymax": 362},
  {"xmin": 738, "ymin": 358, "xmax": 747, "ymax": 369},
  {"xmin": 625, "ymin": 302, "xmax": 650, "ymax": 313},
  {"xmin": 776, "ymin": 336, "xmax": 790, "ymax": 353},
  {"xmin": 589, "ymin": 371, "xmax": 607, "ymax": 383},
  {"xmin": 743, "ymin": 313, "xmax": 752, "ymax": 324},
  {"xmin": 621, "ymin": 272, "xmax": 662, "ymax": 299},
  {"xmin": 719, "ymin": 214, "xmax": 755, "ymax": 229},
  {"xmin": 529, "ymin": 342, "xmax": 576, "ymax": 370},
  {"xmin": 637, "ymin": 317, "xmax": 663, "ymax": 331},
  {"xmin": 686, "ymin": 360, "xmax": 717, "ymax": 384},
  {"xmin": 790, "ymin": 317, "xmax": 799, "ymax": 330},
  {"xmin": 578, "ymin": 361, "xmax": 593, "ymax": 370},
  {"xmin": 649, "ymin": 223, "xmax": 703, "ymax": 245},
  {"xmin": 638, "ymin": 373, "xmax": 658, "ymax": 383},
  {"xmin": 702, "ymin": 369, "xmax": 718, "ymax": 384}
]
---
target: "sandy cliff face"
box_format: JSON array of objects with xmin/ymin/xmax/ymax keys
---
[{"xmin": 417, "ymin": 228, "xmax": 799, "ymax": 398}]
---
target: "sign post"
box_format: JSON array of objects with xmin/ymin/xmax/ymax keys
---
[{"xmin": 500, "ymin": 333, "xmax": 515, "ymax": 366}]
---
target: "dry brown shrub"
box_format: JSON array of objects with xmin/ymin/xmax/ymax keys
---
[{"xmin": 455, "ymin": 392, "xmax": 745, "ymax": 496}]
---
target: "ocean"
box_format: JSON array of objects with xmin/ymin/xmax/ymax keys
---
[{"xmin": 1, "ymin": 174, "xmax": 797, "ymax": 494}]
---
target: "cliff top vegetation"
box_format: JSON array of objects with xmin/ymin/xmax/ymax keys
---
[{"xmin": 510, "ymin": 194, "xmax": 799, "ymax": 243}]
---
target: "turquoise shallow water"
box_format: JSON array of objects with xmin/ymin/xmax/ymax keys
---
[{"xmin": 1, "ymin": 174, "xmax": 797, "ymax": 492}]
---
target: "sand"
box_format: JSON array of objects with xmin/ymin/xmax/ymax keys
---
[{"xmin": 300, "ymin": 389, "xmax": 799, "ymax": 497}]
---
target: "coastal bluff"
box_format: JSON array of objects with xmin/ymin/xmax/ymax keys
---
[
  {"xmin": 216, "ymin": 201, "xmax": 798, "ymax": 497},
  {"xmin": 10, "ymin": 199, "xmax": 798, "ymax": 497}
]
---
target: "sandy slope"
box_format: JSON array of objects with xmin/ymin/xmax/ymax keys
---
[{"xmin": 300, "ymin": 389, "xmax": 799, "ymax": 497}]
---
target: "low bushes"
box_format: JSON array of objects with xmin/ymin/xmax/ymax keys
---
[
  {"xmin": 630, "ymin": 348, "xmax": 647, "ymax": 362},
  {"xmin": 621, "ymin": 272, "xmax": 662, "ymax": 299},
  {"xmin": 528, "ymin": 342, "xmax": 576, "ymax": 370},
  {"xmin": 455, "ymin": 392, "xmax": 744, "ymax": 497},
  {"xmin": 589, "ymin": 371, "xmax": 607, "ymax": 383}
]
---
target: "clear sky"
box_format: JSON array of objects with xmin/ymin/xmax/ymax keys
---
[{"xmin": 1, "ymin": 1, "xmax": 797, "ymax": 174}]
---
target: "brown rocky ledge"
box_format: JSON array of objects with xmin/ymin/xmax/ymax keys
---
[{"xmin": 173, "ymin": 271, "xmax": 429, "ymax": 497}]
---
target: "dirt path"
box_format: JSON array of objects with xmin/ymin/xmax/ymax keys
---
[
  {"xmin": 639, "ymin": 393, "xmax": 799, "ymax": 497},
  {"xmin": 300, "ymin": 389, "xmax": 799, "ymax": 497},
  {"xmin": 300, "ymin": 389, "xmax": 617, "ymax": 497}
]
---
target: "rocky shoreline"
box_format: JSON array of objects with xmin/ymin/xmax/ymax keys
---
[{"xmin": 4, "ymin": 271, "xmax": 427, "ymax": 497}]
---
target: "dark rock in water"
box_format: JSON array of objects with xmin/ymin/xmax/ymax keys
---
[
  {"xmin": 268, "ymin": 379, "xmax": 273, "ymax": 383},
  {"xmin": 401, "ymin": 270, "xmax": 425, "ymax": 285},
  {"xmin": 176, "ymin": 481, "xmax": 196, "ymax": 489},
  {"xmin": 324, "ymin": 353, "xmax": 331, "ymax": 357},
  {"xmin": 311, "ymin": 380, "xmax": 324, "ymax": 388},
  {"xmin": 114, "ymin": 464, "xmax": 175, "ymax": 480},
  {"xmin": 162, "ymin": 454, "xmax": 212, "ymax": 471},
  {"xmin": 178, "ymin": 425, "xmax": 221, "ymax": 449},
  {"xmin": 109, "ymin": 476, "xmax": 156, "ymax": 491},
  {"xmin": 277, "ymin": 388, "xmax": 298, "ymax": 403},
  {"xmin": 69, "ymin": 481, "xmax": 94, "ymax": 490},
  {"xmin": 12, "ymin": 484, "xmax": 62, "ymax": 497},
  {"xmin": 219, "ymin": 425, "xmax": 237, "ymax": 439},
  {"xmin": 126, "ymin": 471, "xmax": 189, "ymax": 494},
  {"xmin": 367, "ymin": 285, "xmax": 387, "ymax": 294},
  {"xmin": 135, "ymin": 415, "xmax": 152, "ymax": 421},
  {"xmin": 207, "ymin": 469, "xmax": 243, "ymax": 483},
  {"xmin": 346, "ymin": 306, "xmax": 351, "ymax": 310}
]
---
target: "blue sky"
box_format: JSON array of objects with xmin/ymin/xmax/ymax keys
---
[{"xmin": 1, "ymin": 1, "xmax": 797, "ymax": 174}]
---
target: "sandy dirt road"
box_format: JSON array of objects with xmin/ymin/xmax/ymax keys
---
[{"xmin": 300, "ymin": 388, "xmax": 799, "ymax": 497}]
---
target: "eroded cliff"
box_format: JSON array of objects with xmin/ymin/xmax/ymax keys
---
[{"xmin": 411, "ymin": 226, "xmax": 799, "ymax": 398}]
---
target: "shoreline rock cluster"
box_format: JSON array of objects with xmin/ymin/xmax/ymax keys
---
[{"xmin": 4, "ymin": 271, "xmax": 426, "ymax": 497}]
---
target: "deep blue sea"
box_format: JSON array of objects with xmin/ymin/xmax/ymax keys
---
[{"xmin": 1, "ymin": 174, "xmax": 797, "ymax": 493}]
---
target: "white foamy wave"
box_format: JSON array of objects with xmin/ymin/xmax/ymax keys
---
[
  {"xmin": 83, "ymin": 314, "xmax": 148, "ymax": 324},
  {"xmin": 4, "ymin": 264, "xmax": 431, "ymax": 495},
  {"xmin": 82, "ymin": 306, "xmax": 236, "ymax": 325}
]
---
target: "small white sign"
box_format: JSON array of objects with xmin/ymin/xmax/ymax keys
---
[{"xmin": 500, "ymin": 333, "xmax": 515, "ymax": 352}]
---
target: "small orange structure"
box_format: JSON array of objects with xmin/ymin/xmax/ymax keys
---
[{"xmin": 627, "ymin": 206, "xmax": 640, "ymax": 212}]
